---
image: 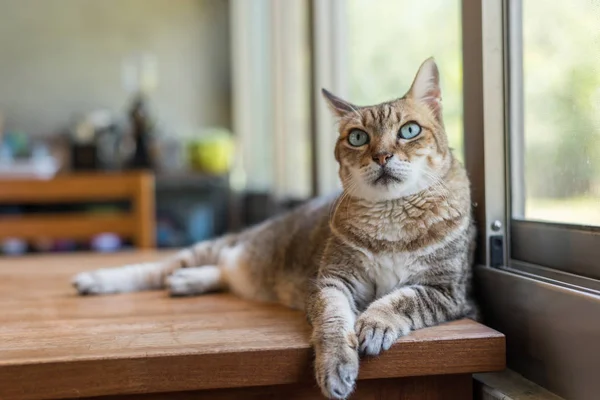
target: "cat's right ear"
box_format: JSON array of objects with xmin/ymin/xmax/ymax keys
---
[{"xmin": 321, "ymin": 88, "xmax": 358, "ymax": 118}]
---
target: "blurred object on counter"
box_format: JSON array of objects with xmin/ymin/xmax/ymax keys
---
[
  {"xmin": 0, "ymin": 153, "xmax": 59, "ymax": 180},
  {"xmin": 0, "ymin": 131, "xmax": 59, "ymax": 179},
  {"xmin": 90, "ymin": 233, "xmax": 122, "ymax": 253},
  {"xmin": 121, "ymin": 53, "xmax": 159, "ymax": 171},
  {"xmin": 1, "ymin": 238, "xmax": 27, "ymax": 256},
  {"xmin": 2, "ymin": 131, "xmax": 30, "ymax": 158},
  {"xmin": 93, "ymin": 112, "xmax": 123, "ymax": 171},
  {"xmin": 124, "ymin": 94, "xmax": 157, "ymax": 170},
  {"xmin": 69, "ymin": 110, "xmax": 123, "ymax": 171},
  {"xmin": 188, "ymin": 128, "xmax": 234, "ymax": 174},
  {"xmin": 66, "ymin": 51, "xmax": 163, "ymax": 173},
  {"xmin": 69, "ymin": 114, "xmax": 98, "ymax": 170}
]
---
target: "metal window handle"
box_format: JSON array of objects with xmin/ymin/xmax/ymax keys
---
[{"xmin": 491, "ymin": 220, "xmax": 503, "ymax": 232}]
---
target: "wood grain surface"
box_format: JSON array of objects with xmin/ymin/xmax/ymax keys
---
[{"xmin": 0, "ymin": 252, "xmax": 505, "ymax": 400}]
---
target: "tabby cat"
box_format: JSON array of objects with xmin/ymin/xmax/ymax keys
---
[{"xmin": 73, "ymin": 58, "xmax": 477, "ymax": 399}]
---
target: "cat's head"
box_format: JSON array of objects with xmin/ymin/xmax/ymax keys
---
[{"xmin": 323, "ymin": 58, "xmax": 453, "ymax": 202}]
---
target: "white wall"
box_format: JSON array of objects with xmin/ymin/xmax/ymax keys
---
[{"xmin": 0, "ymin": 0, "xmax": 230, "ymax": 137}]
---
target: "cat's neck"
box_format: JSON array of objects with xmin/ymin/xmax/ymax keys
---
[{"xmin": 331, "ymin": 161, "xmax": 471, "ymax": 248}]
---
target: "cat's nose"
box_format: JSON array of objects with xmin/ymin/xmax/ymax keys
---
[{"xmin": 372, "ymin": 152, "xmax": 393, "ymax": 166}]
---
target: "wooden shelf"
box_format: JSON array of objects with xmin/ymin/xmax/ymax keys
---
[
  {"xmin": 0, "ymin": 212, "xmax": 135, "ymax": 240},
  {"xmin": 0, "ymin": 172, "xmax": 155, "ymax": 248},
  {"xmin": 0, "ymin": 172, "xmax": 152, "ymax": 203}
]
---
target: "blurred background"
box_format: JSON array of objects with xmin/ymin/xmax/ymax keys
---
[{"xmin": 0, "ymin": 0, "xmax": 597, "ymax": 256}]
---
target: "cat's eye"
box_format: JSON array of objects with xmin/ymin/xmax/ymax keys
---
[
  {"xmin": 347, "ymin": 129, "xmax": 369, "ymax": 147},
  {"xmin": 399, "ymin": 122, "xmax": 422, "ymax": 140}
]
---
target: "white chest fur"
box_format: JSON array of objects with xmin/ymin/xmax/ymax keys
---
[{"xmin": 366, "ymin": 251, "xmax": 418, "ymax": 299}]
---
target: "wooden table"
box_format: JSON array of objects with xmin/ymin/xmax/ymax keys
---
[{"xmin": 0, "ymin": 252, "xmax": 505, "ymax": 400}]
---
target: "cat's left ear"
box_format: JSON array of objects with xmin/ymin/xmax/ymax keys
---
[
  {"xmin": 322, "ymin": 88, "xmax": 359, "ymax": 118},
  {"xmin": 407, "ymin": 57, "xmax": 442, "ymax": 119}
]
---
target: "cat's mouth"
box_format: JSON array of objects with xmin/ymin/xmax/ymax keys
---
[{"xmin": 373, "ymin": 170, "xmax": 403, "ymax": 186}]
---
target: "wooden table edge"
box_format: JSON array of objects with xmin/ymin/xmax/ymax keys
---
[{"xmin": 0, "ymin": 324, "xmax": 505, "ymax": 400}]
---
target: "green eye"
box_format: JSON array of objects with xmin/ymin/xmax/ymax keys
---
[
  {"xmin": 347, "ymin": 129, "xmax": 369, "ymax": 147},
  {"xmin": 399, "ymin": 122, "xmax": 422, "ymax": 140}
]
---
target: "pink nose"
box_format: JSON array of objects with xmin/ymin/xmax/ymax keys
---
[{"xmin": 372, "ymin": 152, "xmax": 393, "ymax": 166}]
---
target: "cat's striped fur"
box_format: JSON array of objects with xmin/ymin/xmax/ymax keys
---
[{"xmin": 73, "ymin": 58, "xmax": 477, "ymax": 399}]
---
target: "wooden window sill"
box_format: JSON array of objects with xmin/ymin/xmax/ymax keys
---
[{"xmin": 475, "ymin": 370, "xmax": 565, "ymax": 400}]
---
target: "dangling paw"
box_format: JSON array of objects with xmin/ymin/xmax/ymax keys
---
[{"xmin": 314, "ymin": 334, "xmax": 359, "ymax": 399}]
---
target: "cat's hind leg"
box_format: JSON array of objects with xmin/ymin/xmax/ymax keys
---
[
  {"xmin": 72, "ymin": 257, "xmax": 184, "ymax": 295},
  {"xmin": 166, "ymin": 265, "xmax": 226, "ymax": 296},
  {"xmin": 72, "ymin": 235, "xmax": 237, "ymax": 295}
]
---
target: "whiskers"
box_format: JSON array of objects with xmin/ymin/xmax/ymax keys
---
[
  {"xmin": 421, "ymin": 170, "xmax": 451, "ymax": 201},
  {"xmin": 327, "ymin": 166, "xmax": 452, "ymax": 222}
]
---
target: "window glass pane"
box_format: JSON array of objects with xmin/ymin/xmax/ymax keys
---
[
  {"xmin": 515, "ymin": 0, "xmax": 600, "ymax": 226},
  {"xmin": 347, "ymin": 0, "xmax": 463, "ymax": 161}
]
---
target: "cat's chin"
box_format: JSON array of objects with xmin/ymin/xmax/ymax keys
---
[
  {"xmin": 345, "ymin": 174, "xmax": 434, "ymax": 203},
  {"xmin": 348, "ymin": 183, "xmax": 418, "ymax": 203},
  {"xmin": 372, "ymin": 171, "xmax": 404, "ymax": 186}
]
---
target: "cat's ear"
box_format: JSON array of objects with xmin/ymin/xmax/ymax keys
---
[
  {"xmin": 407, "ymin": 57, "xmax": 442, "ymax": 118},
  {"xmin": 321, "ymin": 88, "xmax": 358, "ymax": 118}
]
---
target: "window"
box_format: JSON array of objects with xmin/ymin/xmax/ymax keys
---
[
  {"xmin": 507, "ymin": 0, "xmax": 600, "ymax": 280},
  {"xmin": 512, "ymin": 0, "xmax": 600, "ymax": 227},
  {"xmin": 230, "ymin": 0, "xmax": 312, "ymax": 200},
  {"xmin": 463, "ymin": 0, "xmax": 600, "ymax": 397}
]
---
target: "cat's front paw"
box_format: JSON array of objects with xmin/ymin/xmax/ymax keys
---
[
  {"xmin": 355, "ymin": 307, "xmax": 410, "ymax": 356},
  {"xmin": 314, "ymin": 334, "xmax": 359, "ymax": 399}
]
